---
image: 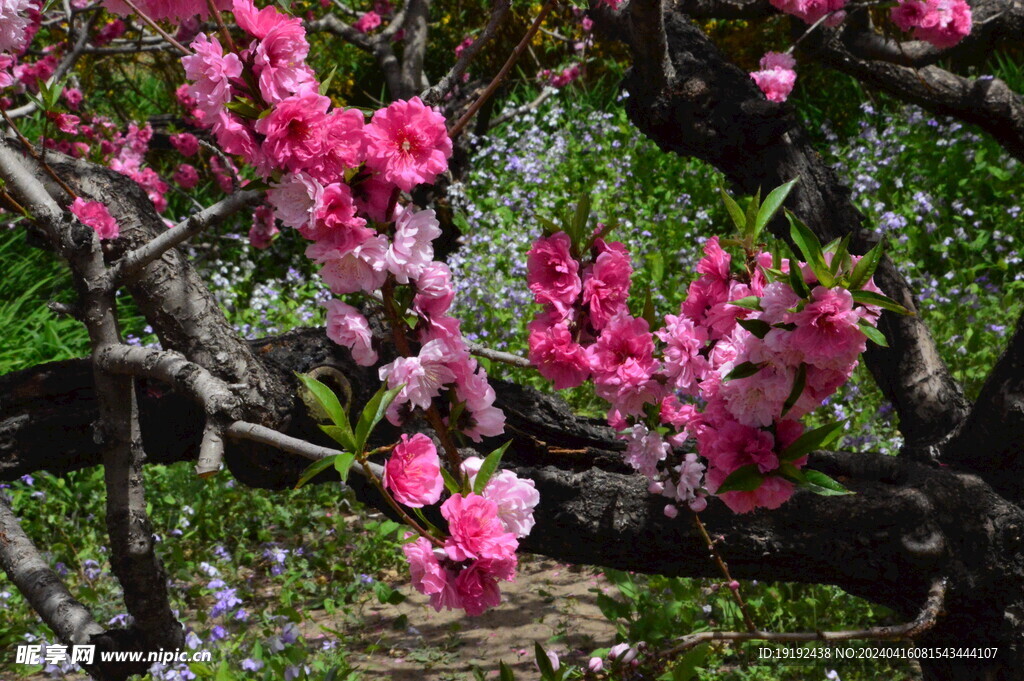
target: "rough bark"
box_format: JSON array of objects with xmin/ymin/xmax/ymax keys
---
[{"xmin": 2, "ymin": 336, "xmax": 1023, "ymax": 680}]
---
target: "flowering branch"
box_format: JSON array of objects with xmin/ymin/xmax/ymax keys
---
[{"xmin": 692, "ymin": 513, "xmax": 757, "ymax": 632}]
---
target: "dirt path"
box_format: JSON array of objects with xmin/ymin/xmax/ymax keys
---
[{"xmin": 327, "ymin": 555, "xmax": 619, "ymax": 680}]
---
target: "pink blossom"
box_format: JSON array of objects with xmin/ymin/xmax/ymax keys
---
[
  {"xmin": 234, "ymin": 0, "xmax": 285, "ymax": 38},
  {"xmin": 413, "ymin": 261, "xmax": 455, "ymax": 318},
  {"xmin": 582, "ymin": 240, "xmax": 632, "ymax": 329},
  {"xmin": 52, "ymin": 113, "xmax": 80, "ymax": 135},
  {"xmin": 254, "ymin": 91, "xmax": 331, "ymax": 173},
  {"xmin": 527, "ymin": 318, "xmax": 591, "ymax": 389},
  {"xmin": 379, "ymin": 339, "xmax": 458, "ymax": 416},
  {"xmin": 0, "ymin": 0, "xmax": 33, "ymax": 53},
  {"xmin": 304, "ymin": 182, "xmax": 369, "ymax": 244},
  {"xmin": 353, "ymin": 174, "xmax": 394, "ymax": 223},
  {"xmin": 455, "ymin": 559, "xmax": 515, "ymax": 616},
  {"xmin": 708, "ymin": 468, "xmax": 795, "ymax": 513},
  {"xmin": 751, "ymin": 52, "xmax": 797, "ymax": 103},
  {"xmin": 790, "ymin": 286, "xmax": 865, "ymax": 369},
  {"xmin": 402, "ymin": 536, "xmax": 449, "ymax": 597},
  {"xmin": 70, "ymin": 197, "xmax": 119, "ymax": 240},
  {"xmin": 268, "ymin": 172, "xmax": 321, "ymax": 230},
  {"xmin": 211, "ymin": 110, "xmax": 262, "ymax": 171},
  {"xmin": 173, "ymin": 163, "xmax": 200, "ymax": 189},
  {"xmin": 248, "ymin": 204, "xmax": 279, "ymax": 249},
  {"xmin": 718, "ymin": 361, "xmax": 793, "ymax": 428},
  {"xmin": 353, "ymin": 10, "xmax": 381, "ymax": 33},
  {"xmin": 383, "ymin": 433, "xmax": 443, "ymax": 507},
  {"xmin": 325, "ymin": 299, "xmax": 378, "ymax": 366},
  {"xmin": 365, "ymin": 96, "xmax": 452, "ymax": 192},
  {"xmin": 656, "ymin": 313, "xmax": 709, "ymax": 393},
  {"xmin": 96, "ymin": 19, "xmax": 126, "ymax": 46},
  {"xmin": 441, "ymin": 493, "xmax": 518, "ymax": 562},
  {"xmin": 181, "ymin": 33, "xmax": 242, "ymax": 117},
  {"xmin": 308, "ymin": 108, "xmax": 366, "ymax": 184},
  {"xmin": 587, "ymin": 313, "xmax": 664, "ymax": 416},
  {"xmin": 622, "ymin": 424, "xmax": 669, "ymax": 479},
  {"xmin": 105, "ymin": 0, "xmax": 229, "ymax": 21},
  {"xmin": 527, "ymin": 232, "xmax": 581, "ymax": 314},
  {"xmin": 387, "ymin": 207, "xmax": 442, "ymax": 283},
  {"xmin": 461, "ymin": 457, "xmax": 540, "ymax": 537},
  {"xmin": 454, "ymin": 36, "xmax": 474, "ymax": 59},
  {"xmin": 901, "ymin": 0, "xmax": 972, "ymax": 48},
  {"xmin": 699, "ymin": 417, "xmax": 778, "ymax": 474},
  {"xmin": 312, "ymin": 234, "xmax": 389, "ymax": 294},
  {"xmin": 769, "ymin": 0, "xmax": 846, "ymax": 25},
  {"xmin": 252, "ymin": 11, "xmax": 316, "ymax": 103},
  {"xmin": 170, "ymin": 132, "xmax": 200, "ymax": 157},
  {"xmin": 62, "ymin": 87, "xmax": 83, "ymax": 110}
]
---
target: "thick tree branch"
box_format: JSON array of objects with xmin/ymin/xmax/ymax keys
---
[{"xmin": 946, "ymin": 309, "xmax": 1024, "ymax": 495}]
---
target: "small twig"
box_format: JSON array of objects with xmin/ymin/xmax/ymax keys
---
[
  {"xmin": 117, "ymin": 0, "xmax": 190, "ymax": 54},
  {"xmin": 448, "ymin": 0, "xmax": 558, "ymax": 139},
  {"xmin": 0, "ymin": 109, "xmax": 78, "ymax": 200},
  {"xmin": 420, "ymin": 0, "xmax": 512, "ymax": 106},
  {"xmin": 466, "ymin": 341, "xmax": 532, "ymax": 368},
  {"xmin": 659, "ymin": 578, "xmax": 948, "ymax": 657},
  {"xmin": 110, "ymin": 190, "xmax": 261, "ymax": 285},
  {"xmin": 226, "ymin": 420, "xmax": 379, "ymax": 477},
  {"xmin": 489, "ymin": 87, "xmax": 555, "ymax": 129},
  {"xmin": 693, "ymin": 513, "xmax": 757, "ymax": 632},
  {"xmin": 205, "ymin": 0, "xmax": 237, "ymax": 54}
]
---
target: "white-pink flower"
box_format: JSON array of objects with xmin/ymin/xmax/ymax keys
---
[
  {"xmin": 461, "ymin": 457, "xmax": 540, "ymax": 538},
  {"xmin": 379, "ymin": 339, "xmax": 457, "ymax": 418},
  {"xmin": 181, "ymin": 33, "xmax": 242, "ymax": 117},
  {"xmin": 324, "ymin": 300, "xmax": 378, "ymax": 366},
  {"xmin": 386, "ymin": 207, "xmax": 442, "ymax": 283}
]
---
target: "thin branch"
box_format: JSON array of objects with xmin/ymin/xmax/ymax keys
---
[
  {"xmin": 489, "ymin": 87, "xmax": 555, "ymax": 128},
  {"xmin": 420, "ymin": 0, "xmax": 512, "ymax": 106},
  {"xmin": 466, "ymin": 341, "xmax": 532, "ymax": 368},
  {"xmin": 659, "ymin": 578, "xmax": 947, "ymax": 656},
  {"xmin": 110, "ymin": 190, "xmax": 262, "ymax": 285},
  {"xmin": 693, "ymin": 513, "xmax": 756, "ymax": 631},
  {"xmin": 449, "ymin": 0, "xmax": 559, "ymax": 139},
  {"xmin": 224, "ymin": 420, "xmax": 383, "ymax": 479},
  {"xmin": 117, "ymin": 0, "xmax": 190, "ymax": 54}
]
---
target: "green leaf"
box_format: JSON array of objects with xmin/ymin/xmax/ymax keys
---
[
  {"xmin": 737, "ymin": 318, "xmax": 771, "ymax": 339},
  {"xmin": 294, "ymin": 454, "xmax": 338, "ymax": 489},
  {"xmin": 440, "ymin": 467, "xmax": 463, "ymax": 495},
  {"xmin": 215, "ymin": 661, "xmax": 235, "ymax": 681},
  {"xmin": 714, "ymin": 464, "xmax": 764, "ymax": 493},
  {"xmin": 754, "ymin": 178, "xmax": 797, "ymax": 239},
  {"xmin": 723, "ymin": 361, "xmax": 765, "ymax": 382},
  {"xmin": 788, "ymin": 255, "xmax": 810, "ymax": 298},
  {"xmin": 572, "ymin": 193, "xmax": 592, "ymax": 245},
  {"xmin": 728, "ymin": 296, "xmax": 762, "ymax": 311},
  {"xmin": 787, "ymin": 212, "xmax": 833, "ymax": 287},
  {"xmin": 851, "ymin": 290, "xmax": 913, "ymax": 316},
  {"xmin": 641, "ymin": 289, "xmax": 657, "ymax": 328},
  {"xmin": 473, "ymin": 441, "xmax": 511, "ymax": 495},
  {"xmin": 535, "ymin": 643, "xmax": 556, "ymax": 679},
  {"xmin": 848, "ymin": 240, "xmax": 884, "ymax": 289},
  {"xmin": 320, "ymin": 425, "xmax": 357, "ymax": 453},
  {"xmin": 858, "ymin": 320, "xmax": 889, "ymax": 347},
  {"xmin": 779, "ymin": 420, "xmax": 847, "ymax": 462},
  {"xmin": 334, "ymin": 452, "xmax": 356, "ymax": 483},
  {"xmin": 671, "ymin": 643, "xmax": 710, "ymax": 681},
  {"xmin": 373, "ymin": 581, "xmax": 406, "ymax": 605},
  {"xmin": 829, "ymin": 233, "xmax": 852, "ymax": 276},
  {"xmin": 319, "ymin": 65, "xmax": 338, "ymax": 95},
  {"xmin": 297, "ymin": 373, "xmax": 349, "ymax": 428},
  {"xmin": 799, "ymin": 469, "xmax": 855, "ymax": 496},
  {"xmin": 649, "ymin": 252, "xmax": 665, "ymax": 285},
  {"xmin": 355, "ymin": 383, "xmax": 405, "ymax": 452},
  {"xmin": 780, "ymin": 363, "xmax": 806, "ymax": 417},
  {"xmin": 224, "ymin": 98, "xmax": 263, "ymax": 119},
  {"xmin": 744, "ymin": 188, "xmax": 761, "ymax": 237},
  {"xmin": 499, "ymin": 661, "xmax": 516, "ymax": 681},
  {"xmin": 718, "ymin": 184, "xmax": 747, "ymax": 233}
]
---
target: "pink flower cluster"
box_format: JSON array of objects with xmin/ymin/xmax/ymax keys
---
[
  {"xmin": 891, "ymin": 0, "xmax": 971, "ymax": 48},
  {"xmin": 750, "ymin": 52, "xmax": 797, "ymax": 103},
  {"xmin": 769, "ymin": 0, "xmax": 846, "ymax": 26},
  {"xmin": 102, "ymin": 0, "xmax": 230, "ymax": 22},
  {"xmin": 382, "ymin": 436, "xmax": 538, "ymax": 616},
  {"xmin": 527, "ymin": 231, "xmax": 884, "ymax": 514},
  {"xmin": 0, "ymin": 0, "xmax": 34, "ymax": 54},
  {"xmin": 539, "ymin": 64, "xmax": 582, "ymax": 89},
  {"xmin": 70, "ymin": 197, "xmax": 119, "ymax": 240}
]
